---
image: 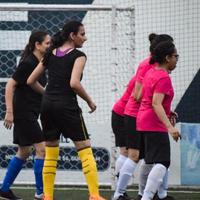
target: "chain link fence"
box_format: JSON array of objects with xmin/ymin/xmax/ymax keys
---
[{"xmin": 0, "ymin": 3, "xmax": 134, "ymax": 185}]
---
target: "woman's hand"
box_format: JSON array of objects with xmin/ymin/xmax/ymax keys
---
[
  {"xmin": 4, "ymin": 111, "xmax": 14, "ymax": 129},
  {"xmin": 87, "ymin": 100, "xmax": 97, "ymax": 113},
  {"xmin": 168, "ymin": 126, "xmax": 181, "ymax": 142}
]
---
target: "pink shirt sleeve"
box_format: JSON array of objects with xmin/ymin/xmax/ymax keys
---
[
  {"xmin": 154, "ymin": 77, "xmax": 171, "ymax": 95},
  {"xmin": 136, "ymin": 58, "xmax": 152, "ymax": 83}
]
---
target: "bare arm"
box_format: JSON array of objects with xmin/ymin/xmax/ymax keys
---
[
  {"xmin": 70, "ymin": 56, "xmax": 96, "ymax": 113},
  {"xmin": 4, "ymin": 78, "xmax": 17, "ymax": 129},
  {"xmin": 27, "ymin": 62, "xmax": 45, "ymax": 94},
  {"xmin": 132, "ymin": 81, "xmax": 142, "ymax": 102},
  {"xmin": 152, "ymin": 93, "xmax": 180, "ymax": 141}
]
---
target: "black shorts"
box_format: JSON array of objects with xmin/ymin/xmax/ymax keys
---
[
  {"xmin": 140, "ymin": 131, "xmax": 170, "ymax": 164},
  {"xmin": 41, "ymin": 95, "xmax": 89, "ymax": 142},
  {"xmin": 111, "ymin": 111, "xmax": 126, "ymax": 147},
  {"xmin": 13, "ymin": 119, "xmax": 44, "ymax": 146},
  {"xmin": 124, "ymin": 115, "xmax": 141, "ymax": 150}
]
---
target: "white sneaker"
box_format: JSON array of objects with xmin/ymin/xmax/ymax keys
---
[{"xmin": 34, "ymin": 193, "xmax": 43, "ymax": 200}]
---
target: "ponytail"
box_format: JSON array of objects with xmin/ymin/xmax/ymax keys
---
[
  {"xmin": 42, "ymin": 30, "xmax": 64, "ymax": 66},
  {"xmin": 149, "ymin": 34, "xmax": 173, "ymax": 53},
  {"xmin": 20, "ymin": 44, "xmax": 33, "ymax": 63},
  {"xmin": 148, "ymin": 33, "xmax": 157, "ymax": 44}
]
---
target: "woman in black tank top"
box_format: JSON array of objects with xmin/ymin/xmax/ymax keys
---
[
  {"xmin": 27, "ymin": 21, "xmax": 106, "ymax": 200},
  {"xmin": 1, "ymin": 31, "xmax": 51, "ymax": 200}
]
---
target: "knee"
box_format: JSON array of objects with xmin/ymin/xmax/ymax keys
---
[
  {"xmin": 16, "ymin": 148, "xmax": 30, "ymax": 160},
  {"xmin": 128, "ymin": 149, "xmax": 140, "ymax": 162},
  {"xmin": 35, "ymin": 147, "xmax": 45, "ymax": 159},
  {"xmin": 75, "ymin": 140, "xmax": 91, "ymax": 151},
  {"xmin": 120, "ymin": 147, "xmax": 128, "ymax": 157}
]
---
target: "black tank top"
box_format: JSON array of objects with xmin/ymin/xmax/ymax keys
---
[{"xmin": 45, "ymin": 49, "xmax": 86, "ymax": 98}]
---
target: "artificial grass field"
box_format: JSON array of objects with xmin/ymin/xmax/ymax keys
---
[{"xmin": 8, "ymin": 186, "xmax": 200, "ymax": 200}]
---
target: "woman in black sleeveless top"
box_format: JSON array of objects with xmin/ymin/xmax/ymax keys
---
[
  {"xmin": 1, "ymin": 31, "xmax": 51, "ymax": 200},
  {"xmin": 27, "ymin": 21, "xmax": 106, "ymax": 200}
]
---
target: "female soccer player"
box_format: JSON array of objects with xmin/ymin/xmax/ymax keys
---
[
  {"xmin": 137, "ymin": 41, "xmax": 181, "ymax": 200},
  {"xmin": 27, "ymin": 21, "xmax": 106, "ymax": 200},
  {"xmin": 0, "ymin": 31, "xmax": 51, "ymax": 200},
  {"xmin": 113, "ymin": 34, "xmax": 174, "ymax": 200},
  {"xmin": 112, "ymin": 77, "xmax": 136, "ymax": 175}
]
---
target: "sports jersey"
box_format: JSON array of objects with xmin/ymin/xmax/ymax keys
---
[
  {"xmin": 137, "ymin": 68, "xmax": 174, "ymax": 132},
  {"xmin": 112, "ymin": 76, "xmax": 136, "ymax": 116},
  {"xmin": 12, "ymin": 53, "xmax": 46, "ymax": 119},
  {"xmin": 44, "ymin": 49, "xmax": 86, "ymax": 108},
  {"xmin": 124, "ymin": 56, "xmax": 157, "ymax": 117}
]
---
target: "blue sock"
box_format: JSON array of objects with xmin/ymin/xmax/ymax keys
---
[
  {"xmin": 34, "ymin": 158, "xmax": 44, "ymax": 195},
  {"xmin": 1, "ymin": 156, "xmax": 25, "ymax": 192}
]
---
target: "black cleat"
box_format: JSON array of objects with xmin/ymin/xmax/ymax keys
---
[
  {"xmin": 134, "ymin": 194, "xmax": 157, "ymax": 200},
  {"xmin": 154, "ymin": 195, "xmax": 175, "ymax": 200},
  {"xmin": 115, "ymin": 193, "xmax": 135, "ymax": 200},
  {"xmin": 116, "ymin": 196, "xmax": 127, "ymax": 200},
  {"xmin": 0, "ymin": 189, "xmax": 22, "ymax": 200}
]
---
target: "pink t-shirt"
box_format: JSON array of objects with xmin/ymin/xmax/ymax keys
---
[
  {"xmin": 112, "ymin": 76, "xmax": 136, "ymax": 116},
  {"xmin": 124, "ymin": 56, "xmax": 157, "ymax": 117},
  {"xmin": 137, "ymin": 68, "xmax": 174, "ymax": 132}
]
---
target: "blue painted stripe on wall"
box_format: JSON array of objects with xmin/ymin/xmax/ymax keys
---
[
  {"xmin": 30, "ymin": 0, "xmax": 93, "ymax": 4},
  {"xmin": 1, "ymin": 11, "xmax": 87, "ymax": 32},
  {"xmin": 0, "ymin": 0, "xmax": 93, "ymax": 4}
]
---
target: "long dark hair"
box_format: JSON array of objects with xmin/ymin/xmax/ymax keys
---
[
  {"xmin": 42, "ymin": 20, "xmax": 83, "ymax": 66},
  {"xmin": 20, "ymin": 30, "xmax": 48, "ymax": 62},
  {"xmin": 150, "ymin": 41, "xmax": 176, "ymax": 64}
]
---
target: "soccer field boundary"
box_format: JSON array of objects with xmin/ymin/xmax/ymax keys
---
[{"xmin": 10, "ymin": 186, "xmax": 200, "ymax": 194}]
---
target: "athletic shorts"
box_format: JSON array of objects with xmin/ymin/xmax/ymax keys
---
[
  {"xmin": 111, "ymin": 111, "xmax": 126, "ymax": 147},
  {"xmin": 139, "ymin": 131, "xmax": 170, "ymax": 164},
  {"xmin": 41, "ymin": 95, "xmax": 89, "ymax": 142},
  {"xmin": 13, "ymin": 119, "xmax": 44, "ymax": 146},
  {"xmin": 124, "ymin": 115, "xmax": 141, "ymax": 150}
]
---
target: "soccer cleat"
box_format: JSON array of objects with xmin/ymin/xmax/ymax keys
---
[
  {"xmin": 89, "ymin": 195, "xmax": 106, "ymax": 200},
  {"xmin": 115, "ymin": 195, "xmax": 128, "ymax": 200},
  {"xmin": 0, "ymin": 189, "xmax": 22, "ymax": 200},
  {"xmin": 135, "ymin": 194, "xmax": 142, "ymax": 200},
  {"xmin": 154, "ymin": 196, "xmax": 175, "ymax": 200},
  {"xmin": 113, "ymin": 193, "xmax": 135, "ymax": 200},
  {"xmin": 34, "ymin": 193, "xmax": 43, "ymax": 200}
]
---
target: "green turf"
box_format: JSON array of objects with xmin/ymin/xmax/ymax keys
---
[{"xmin": 9, "ymin": 187, "xmax": 200, "ymax": 200}]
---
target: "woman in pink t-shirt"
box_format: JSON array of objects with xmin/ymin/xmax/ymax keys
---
[
  {"xmin": 137, "ymin": 41, "xmax": 181, "ymax": 200},
  {"xmin": 113, "ymin": 34, "xmax": 174, "ymax": 200}
]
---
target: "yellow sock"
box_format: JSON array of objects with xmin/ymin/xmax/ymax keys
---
[
  {"xmin": 43, "ymin": 146, "xmax": 59, "ymax": 200},
  {"xmin": 78, "ymin": 147, "xmax": 99, "ymax": 197}
]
